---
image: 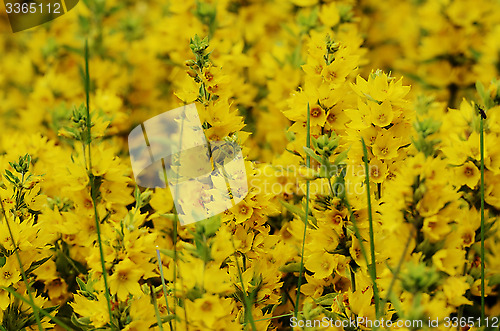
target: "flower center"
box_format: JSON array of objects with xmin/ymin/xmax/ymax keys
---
[
  {"xmin": 327, "ymin": 113, "xmax": 336, "ymax": 123},
  {"xmin": 201, "ymin": 301, "xmax": 212, "ymax": 312},
  {"xmin": 310, "ymin": 107, "xmax": 321, "ymax": 118},
  {"xmin": 119, "ymin": 272, "xmax": 128, "ymax": 282},
  {"xmin": 240, "ymin": 206, "xmax": 248, "ymax": 215},
  {"xmin": 464, "ymin": 167, "xmax": 474, "ymax": 177}
]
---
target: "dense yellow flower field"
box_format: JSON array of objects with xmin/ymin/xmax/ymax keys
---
[{"xmin": 1, "ymin": 0, "xmax": 500, "ymax": 330}]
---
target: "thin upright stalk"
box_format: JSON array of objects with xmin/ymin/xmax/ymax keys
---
[
  {"xmin": 230, "ymin": 236, "xmax": 257, "ymax": 331},
  {"xmin": 295, "ymin": 103, "xmax": 311, "ymax": 318},
  {"xmin": 151, "ymin": 285, "xmax": 165, "ymax": 331},
  {"xmin": 479, "ymin": 113, "xmax": 486, "ymax": 321},
  {"xmin": 156, "ymin": 249, "xmax": 174, "ymax": 331},
  {"xmin": 83, "ymin": 40, "xmax": 114, "ymax": 328},
  {"xmin": 361, "ymin": 138, "xmax": 380, "ymax": 317}
]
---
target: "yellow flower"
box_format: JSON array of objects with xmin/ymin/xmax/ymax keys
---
[
  {"xmin": 290, "ymin": 0, "xmax": 318, "ymax": 7},
  {"xmin": 71, "ymin": 292, "xmax": 110, "ymax": 328},
  {"xmin": 368, "ymin": 158, "xmax": 387, "ymax": 183},
  {"xmin": 187, "ymin": 294, "xmax": 233, "ymax": 328},
  {"xmin": 348, "ymin": 274, "xmax": 376, "ymax": 320},
  {"xmin": 0, "ymin": 256, "xmax": 21, "ymax": 287},
  {"xmin": 372, "ymin": 132, "xmax": 400, "ymax": 160},
  {"xmin": 24, "ymin": 184, "xmax": 47, "ymax": 211},
  {"xmin": 233, "ymin": 200, "xmax": 253, "ymax": 224},
  {"xmin": 442, "ymin": 276, "xmax": 472, "ymax": 307},
  {"xmin": 370, "ymin": 100, "xmax": 394, "ymax": 127},
  {"xmin": 308, "ymin": 104, "xmax": 327, "ymax": 127},
  {"xmin": 128, "ymin": 295, "xmax": 157, "ymax": 330},
  {"xmin": 470, "ymin": 278, "xmax": 494, "ymax": 297},
  {"xmin": 422, "ymin": 215, "xmax": 451, "ymax": 242},
  {"xmin": 319, "ymin": 3, "xmax": 340, "ymax": 28},
  {"xmin": 454, "ymin": 161, "xmax": 480, "ymax": 189},
  {"xmin": 109, "ymin": 258, "xmax": 144, "ymax": 300},
  {"xmin": 305, "ymin": 251, "xmax": 336, "ymax": 279},
  {"xmin": 0, "ymin": 289, "xmax": 10, "ymax": 310},
  {"xmin": 432, "ymin": 248, "xmax": 465, "ymax": 276}
]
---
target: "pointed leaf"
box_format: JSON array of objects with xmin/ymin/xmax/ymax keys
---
[{"xmin": 303, "ymin": 146, "xmax": 322, "ymax": 164}]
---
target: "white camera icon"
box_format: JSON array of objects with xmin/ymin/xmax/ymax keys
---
[{"xmin": 128, "ymin": 104, "xmax": 248, "ymax": 226}]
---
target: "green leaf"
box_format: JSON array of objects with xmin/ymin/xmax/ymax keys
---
[
  {"xmin": 150, "ymin": 315, "xmax": 176, "ymax": 328},
  {"xmin": 158, "ymin": 248, "xmax": 183, "ymax": 262},
  {"xmin": 285, "ymin": 148, "xmax": 302, "ymax": 157},
  {"xmin": 71, "ymin": 313, "xmax": 93, "ymax": 330},
  {"xmin": 25, "ymin": 255, "xmax": 52, "ymax": 275},
  {"xmin": 476, "ymin": 81, "xmax": 492, "ymax": 109},
  {"xmin": 314, "ymin": 293, "xmax": 339, "ymax": 306},
  {"xmin": 76, "ymin": 277, "xmax": 87, "ymax": 292},
  {"xmin": 280, "ymin": 200, "xmax": 317, "ymax": 227},
  {"xmin": 196, "ymin": 215, "xmax": 221, "ymax": 237},
  {"xmin": 280, "ymin": 200, "xmax": 306, "ymax": 220},
  {"xmin": 303, "ymin": 146, "xmax": 322, "ymax": 164},
  {"xmin": 333, "ymin": 149, "xmax": 349, "ymax": 166},
  {"xmin": 279, "ymin": 262, "xmax": 302, "ymax": 273},
  {"xmin": 4, "ymin": 169, "xmax": 19, "ymax": 184}
]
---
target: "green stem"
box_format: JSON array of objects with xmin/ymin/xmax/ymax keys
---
[
  {"xmin": 83, "ymin": 40, "xmax": 114, "ymax": 329},
  {"xmin": 479, "ymin": 113, "xmax": 486, "ymax": 321},
  {"xmin": 295, "ymin": 103, "xmax": 311, "ymax": 319},
  {"xmin": 151, "ymin": 285, "xmax": 165, "ymax": 331},
  {"xmin": 344, "ymin": 200, "xmax": 374, "ymax": 291},
  {"xmin": 230, "ymin": 237, "xmax": 257, "ymax": 331},
  {"xmin": 361, "ymin": 138, "xmax": 380, "ymax": 317},
  {"xmin": 156, "ymin": 249, "xmax": 174, "ymax": 331}
]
